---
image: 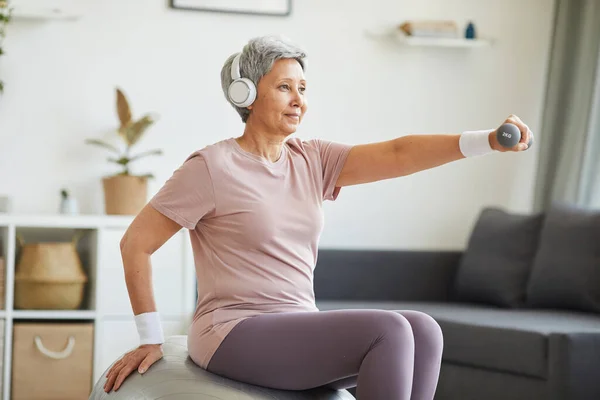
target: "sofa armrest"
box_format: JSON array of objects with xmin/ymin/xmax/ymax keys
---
[
  {"xmin": 549, "ymin": 332, "xmax": 600, "ymax": 400},
  {"xmin": 314, "ymin": 249, "xmax": 462, "ymax": 302}
]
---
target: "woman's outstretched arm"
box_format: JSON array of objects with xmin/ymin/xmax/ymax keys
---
[{"xmin": 336, "ymin": 115, "xmax": 533, "ymax": 187}]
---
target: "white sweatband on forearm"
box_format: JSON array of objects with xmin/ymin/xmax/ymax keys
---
[
  {"xmin": 134, "ymin": 311, "xmax": 165, "ymax": 345},
  {"xmin": 459, "ymin": 129, "xmax": 496, "ymax": 157}
]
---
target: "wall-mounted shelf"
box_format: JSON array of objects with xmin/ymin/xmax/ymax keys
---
[
  {"xmin": 11, "ymin": 5, "xmax": 82, "ymax": 21},
  {"xmin": 365, "ymin": 27, "xmax": 493, "ymax": 49},
  {"xmin": 395, "ymin": 35, "xmax": 492, "ymax": 48}
]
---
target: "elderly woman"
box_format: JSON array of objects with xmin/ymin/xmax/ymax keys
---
[{"xmin": 104, "ymin": 35, "xmax": 532, "ymax": 399}]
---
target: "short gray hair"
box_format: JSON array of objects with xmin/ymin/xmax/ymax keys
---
[{"xmin": 221, "ymin": 35, "xmax": 307, "ymax": 123}]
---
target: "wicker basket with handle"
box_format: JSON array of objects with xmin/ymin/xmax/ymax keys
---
[{"xmin": 14, "ymin": 231, "xmax": 88, "ymax": 310}]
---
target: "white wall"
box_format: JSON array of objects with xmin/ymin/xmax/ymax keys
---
[{"xmin": 0, "ymin": 0, "xmax": 556, "ymax": 250}]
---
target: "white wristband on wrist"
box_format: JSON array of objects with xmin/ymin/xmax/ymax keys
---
[
  {"xmin": 459, "ymin": 129, "xmax": 496, "ymax": 157},
  {"xmin": 134, "ymin": 311, "xmax": 165, "ymax": 345}
]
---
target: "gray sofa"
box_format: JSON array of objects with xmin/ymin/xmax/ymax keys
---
[{"xmin": 314, "ymin": 204, "xmax": 600, "ymax": 400}]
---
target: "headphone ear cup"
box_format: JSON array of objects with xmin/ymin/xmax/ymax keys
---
[{"xmin": 228, "ymin": 78, "xmax": 257, "ymax": 108}]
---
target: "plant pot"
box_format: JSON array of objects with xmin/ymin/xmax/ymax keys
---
[
  {"xmin": 103, "ymin": 175, "xmax": 148, "ymax": 215},
  {"xmin": 59, "ymin": 197, "xmax": 79, "ymax": 215}
]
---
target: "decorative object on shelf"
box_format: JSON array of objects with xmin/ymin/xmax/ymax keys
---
[
  {"xmin": 169, "ymin": 0, "xmax": 292, "ymax": 17},
  {"xmin": 399, "ymin": 20, "xmax": 459, "ymax": 38},
  {"xmin": 59, "ymin": 189, "xmax": 79, "ymax": 215},
  {"xmin": 14, "ymin": 231, "xmax": 88, "ymax": 310},
  {"xmin": 0, "ymin": 0, "xmax": 13, "ymax": 95},
  {"xmin": 102, "ymin": 174, "xmax": 149, "ymax": 215},
  {"xmin": 465, "ymin": 21, "xmax": 476, "ymax": 39},
  {"xmin": 0, "ymin": 194, "xmax": 11, "ymax": 213},
  {"xmin": 86, "ymin": 87, "xmax": 162, "ymax": 215}
]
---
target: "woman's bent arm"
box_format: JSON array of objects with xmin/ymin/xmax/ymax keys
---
[
  {"xmin": 104, "ymin": 203, "xmax": 183, "ymax": 393},
  {"xmin": 119, "ymin": 203, "xmax": 184, "ymax": 315}
]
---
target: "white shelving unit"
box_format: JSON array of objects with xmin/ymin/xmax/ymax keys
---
[
  {"xmin": 0, "ymin": 213, "xmax": 196, "ymax": 399},
  {"xmin": 365, "ymin": 27, "xmax": 493, "ymax": 49}
]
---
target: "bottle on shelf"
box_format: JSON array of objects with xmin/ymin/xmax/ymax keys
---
[{"xmin": 465, "ymin": 21, "xmax": 476, "ymax": 39}]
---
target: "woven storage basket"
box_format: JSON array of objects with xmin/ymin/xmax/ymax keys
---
[{"xmin": 15, "ymin": 232, "xmax": 88, "ymax": 310}]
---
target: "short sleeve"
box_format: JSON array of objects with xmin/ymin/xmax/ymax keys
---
[
  {"xmin": 309, "ymin": 139, "xmax": 353, "ymax": 201},
  {"xmin": 149, "ymin": 152, "xmax": 216, "ymax": 229}
]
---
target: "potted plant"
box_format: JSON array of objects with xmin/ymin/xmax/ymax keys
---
[
  {"xmin": 86, "ymin": 87, "xmax": 162, "ymax": 215},
  {"xmin": 0, "ymin": 1, "xmax": 13, "ymax": 95}
]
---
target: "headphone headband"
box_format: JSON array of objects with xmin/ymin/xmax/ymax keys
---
[{"xmin": 231, "ymin": 53, "xmax": 242, "ymax": 81}]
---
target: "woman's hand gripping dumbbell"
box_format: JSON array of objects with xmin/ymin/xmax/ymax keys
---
[{"xmin": 491, "ymin": 115, "xmax": 534, "ymax": 152}]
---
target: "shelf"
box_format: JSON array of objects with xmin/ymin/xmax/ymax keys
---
[
  {"xmin": 365, "ymin": 27, "xmax": 493, "ymax": 49},
  {"xmin": 0, "ymin": 213, "xmax": 134, "ymax": 229},
  {"xmin": 12, "ymin": 310, "xmax": 96, "ymax": 320},
  {"xmin": 395, "ymin": 35, "xmax": 491, "ymax": 48},
  {"xmin": 11, "ymin": 5, "xmax": 82, "ymax": 21}
]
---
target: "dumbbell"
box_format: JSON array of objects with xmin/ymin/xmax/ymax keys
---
[{"xmin": 496, "ymin": 123, "xmax": 534, "ymax": 149}]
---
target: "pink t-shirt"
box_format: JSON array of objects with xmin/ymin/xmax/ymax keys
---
[{"xmin": 149, "ymin": 137, "xmax": 353, "ymax": 369}]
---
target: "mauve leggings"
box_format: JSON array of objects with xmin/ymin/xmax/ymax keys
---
[{"xmin": 206, "ymin": 309, "xmax": 444, "ymax": 400}]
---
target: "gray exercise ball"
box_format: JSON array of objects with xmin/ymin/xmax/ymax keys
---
[{"xmin": 89, "ymin": 336, "xmax": 354, "ymax": 400}]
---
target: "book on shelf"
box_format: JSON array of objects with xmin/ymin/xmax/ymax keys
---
[{"xmin": 399, "ymin": 20, "xmax": 460, "ymax": 38}]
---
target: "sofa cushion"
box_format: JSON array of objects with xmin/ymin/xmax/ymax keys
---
[
  {"xmin": 526, "ymin": 203, "xmax": 600, "ymax": 313},
  {"xmin": 452, "ymin": 207, "xmax": 544, "ymax": 308},
  {"xmin": 316, "ymin": 300, "xmax": 600, "ymax": 379}
]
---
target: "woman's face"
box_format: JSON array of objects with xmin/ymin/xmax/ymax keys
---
[{"xmin": 247, "ymin": 58, "xmax": 307, "ymax": 135}]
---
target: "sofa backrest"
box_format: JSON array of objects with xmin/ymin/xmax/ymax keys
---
[{"xmin": 314, "ymin": 249, "xmax": 462, "ymax": 302}]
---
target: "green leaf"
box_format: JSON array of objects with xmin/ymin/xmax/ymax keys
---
[
  {"xmin": 85, "ymin": 139, "xmax": 121, "ymax": 154},
  {"xmin": 125, "ymin": 114, "xmax": 155, "ymax": 147},
  {"xmin": 112, "ymin": 156, "xmax": 130, "ymax": 166},
  {"xmin": 116, "ymin": 88, "xmax": 132, "ymax": 128},
  {"xmin": 128, "ymin": 149, "xmax": 163, "ymax": 162},
  {"xmin": 107, "ymin": 157, "xmax": 128, "ymax": 165}
]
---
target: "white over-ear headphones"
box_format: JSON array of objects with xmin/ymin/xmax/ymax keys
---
[{"xmin": 228, "ymin": 53, "xmax": 257, "ymax": 108}]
